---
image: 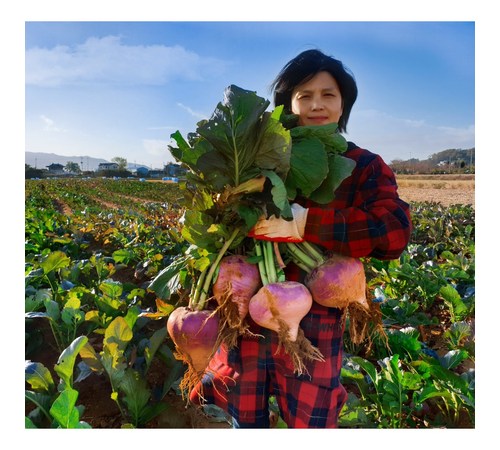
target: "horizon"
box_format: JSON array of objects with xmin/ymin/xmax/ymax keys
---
[{"xmin": 26, "ymin": 145, "xmax": 476, "ymax": 173}]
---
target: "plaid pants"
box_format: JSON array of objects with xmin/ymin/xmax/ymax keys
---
[{"xmin": 191, "ymin": 303, "xmax": 347, "ymax": 428}]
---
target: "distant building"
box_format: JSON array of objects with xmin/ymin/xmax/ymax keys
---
[
  {"xmin": 149, "ymin": 169, "xmax": 166, "ymax": 178},
  {"xmin": 136, "ymin": 166, "xmax": 149, "ymax": 177},
  {"xmin": 98, "ymin": 162, "xmax": 119, "ymax": 171},
  {"xmin": 46, "ymin": 163, "xmax": 65, "ymax": 175},
  {"xmin": 164, "ymin": 162, "xmax": 187, "ymax": 177}
]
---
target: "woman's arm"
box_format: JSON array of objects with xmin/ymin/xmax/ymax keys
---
[{"xmin": 303, "ymin": 151, "xmax": 412, "ymax": 260}]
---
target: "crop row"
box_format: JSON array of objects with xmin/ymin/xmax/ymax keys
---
[{"xmin": 25, "ymin": 178, "xmax": 475, "ymax": 428}]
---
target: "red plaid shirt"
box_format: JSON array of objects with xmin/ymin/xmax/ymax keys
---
[
  {"xmin": 191, "ymin": 143, "xmax": 411, "ymax": 428},
  {"xmin": 301, "ymin": 142, "xmax": 411, "ymax": 259}
]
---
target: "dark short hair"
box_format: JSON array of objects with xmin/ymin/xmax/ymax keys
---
[{"xmin": 271, "ymin": 49, "xmax": 358, "ymax": 132}]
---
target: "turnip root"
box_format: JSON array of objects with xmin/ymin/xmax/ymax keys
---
[
  {"xmin": 249, "ymin": 281, "xmax": 311, "ymax": 342},
  {"xmin": 248, "ymin": 240, "xmax": 324, "ymax": 374},
  {"xmin": 305, "ymin": 253, "xmax": 367, "ymax": 310},
  {"xmin": 167, "ymin": 306, "xmax": 219, "ymax": 398},
  {"xmin": 212, "ymin": 254, "xmax": 262, "ymax": 348},
  {"xmin": 287, "ymin": 242, "xmax": 384, "ymax": 345}
]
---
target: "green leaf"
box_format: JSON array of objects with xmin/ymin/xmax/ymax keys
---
[
  {"xmin": 25, "ymin": 361, "xmax": 55, "ymax": 393},
  {"xmin": 401, "ymin": 371, "xmax": 422, "ymax": 390},
  {"xmin": 309, "ymin": 154, "xmax": 356, "ymax": 204},
  {"xmin": 49, "ymin": 387, "xmax": 80, "ymax": 428},
  {"xmin": 440, "ymin": 284, "xmax": 468, "ymax": 322},
  {"xmin": 25, "ymin": 416, "xmax": 37, "ymax": 428},
  {"xmin": 40, "ymin": 251, "xmax": 71, "ymax": 274},
  {"xmin": 54, "ymin": 336, "xmax": 89, "ymax": 389},
  {"xmin": 286, "ymin": 137, "xmax": 328, "ymax": 198},
  {"xmin": 119, "ymin": 369, "xmax": 151, "ymax": 427},
  {"xmin": 25, "ymin": 391, "xmax": 53, "ymax": 422},
  {"xmin": 104, "ymin": 316, "xmax": 133, "ymax": 355},
  {"xmin": 144, "ymin": 327, "xmax": 168, "ymax": 371},
  {"xmin": 196, "ymin": 85, "xmax": 270, "ymax": 187},
  {"xmin": 439, "ymin": 349, "xmax": 469, "ymax": 370},
  {"xmin": 99, "ymin": 279, "xmax": 124, "ymax": 300},
  {"xmin": 43, "ymin": 299, "xmax": 61, "ymax": 321},
  {"xmin": 61, "ymin": 307, "xmax": 85, "ymax": 327},
  {"xmin": 148, "ymin": 255, "xmax": 189, "ymax": 300},
  {"xmin": 112, "ymin": 248, "xmax": 135, "ymax": 264},
  {"xmin": 235, "ymin": 204, "xmax": 264, "ymax": 230},
  {"xmin": 261, "ymin": 169, "xmax": 292, "ymax": 218},
  {"xmin": 253, "ymin": 107, "xmax": 291, "ymax": 179},
  {"xmin": 196, "ymin": 150, "xmax": 234, "ymax": 190},
  {"xmin": 169, "ymin": 130, "xmax": 205, "ymax": 167},
  {"xmin": 123, "ymin": 304, "xmax": 141, "ymax": 331},
  {"xmin": 79, "ymin": 342, "xmax": 104, "ymax": 373},
  {"xmin": 181, "ymin": 210, "xmax": 218, "ymax": 249},
  {"xmin": 101, "ymin": 317, "xmax": 133, "ymax": 386},
  {"xmin": 350, "ymin": 356, "xmax": 379, "ymax": 386}
]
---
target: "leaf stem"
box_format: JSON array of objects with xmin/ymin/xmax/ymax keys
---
[
  {"xmin": 189, "ymin": 266, "xmax": 208, "ymax": 309},
  {"xmin": 286, "ymin": 243, "xmax": 317, "ymax": 272},
  {"xmin": 254, "ymin": 240, "xmax": 269, "ymax": 286},
  {"xmin": 194, "ymin": 227, "xmax": 241, "ymax": 310},
  {"xmin": 263, "ymin": 241, "xmax": 278, "ymax": 284},
  {"xmin": 299, "ymin": 241, "xmax": 325, "ymax": 265}
]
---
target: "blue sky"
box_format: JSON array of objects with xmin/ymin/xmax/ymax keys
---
[{"xmin": 25, "ymin": 21, "xmax": 475, "ymax": 169}]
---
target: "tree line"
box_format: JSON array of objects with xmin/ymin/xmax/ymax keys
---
[{"xmin": 390, "ymin": 148, "xmax": 475, "ymax": 174}]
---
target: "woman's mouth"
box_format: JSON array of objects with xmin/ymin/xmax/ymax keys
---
[{"xmin": 307, "ymin": 116, "xmax": 329, "ymax": 124}]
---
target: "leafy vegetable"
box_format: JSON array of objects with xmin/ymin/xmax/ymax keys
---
[
  {"xmin": 168, "ymin": 84, "xmax": 292, "ymax": 252},
  {"xmin": 285, "ymin": 122, "xmax": 356, "ymax": 203}
]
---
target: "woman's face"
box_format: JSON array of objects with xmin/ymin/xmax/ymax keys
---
[{"xmin": 291, "ymin": 71, "xmax": 343, "ymax": 127}]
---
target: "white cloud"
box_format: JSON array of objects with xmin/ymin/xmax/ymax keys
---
[
  {"xmin": 26, "ymin": 36, "xmax": 228, "ymax": 86},
  {"xmin": 40, "ymin": 114, "xmax": 66, "ymax": 132},
  {"xmin": 348, "ymin": 109, "xmax": 475, "ymax": 163},
  {"xmin": 176, "ymin": 102, "xmax": 207, "ymax": 120}
]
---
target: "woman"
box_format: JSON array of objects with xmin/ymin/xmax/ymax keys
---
[{"xmin": 190, "ymin": 49, "xmax": 412, "ymax": 428}]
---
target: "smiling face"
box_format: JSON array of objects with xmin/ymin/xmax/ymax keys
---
[{"xmin": 291, "ymin": 71, "xmax": 343, "ymax": 127}]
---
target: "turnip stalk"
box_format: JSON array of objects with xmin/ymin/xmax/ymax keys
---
[
  {"xmin": 286, "ymin": 241, "xmax": 384, "ymax": 344},
  {"xmin": 249, "ymin": 240, "xmax": 324, "ymax": 375}
]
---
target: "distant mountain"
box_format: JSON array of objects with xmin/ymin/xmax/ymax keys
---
[
  {"xmin": 25, "ymin": 152, "xmax": 151, "ymax": 172},
  {"xmin": 25, "ymin": 152, "xmax": 111, "ymax": 172}
]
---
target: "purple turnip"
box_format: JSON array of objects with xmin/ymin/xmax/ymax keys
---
[
  {"xmin": 212, "ymin": 254, "xmax": 262, "ymax": 348},
  {"xmin": 167, "ymin": 306, "xmax": 219, "ymax": 396},
  {"xmin": 286, "ymin": 242, "xmax": 384, "ymax": 344},
  {"xmin": 305, "ymin": 253, "xmax": 368, "ymax": 310},
  {"xmin": 248, "ymin": 240, "xmax": 324, "ymax": 374},
  {"xmin": 249, "ymin": 281, "xmax": 312, "ymax": 342}
]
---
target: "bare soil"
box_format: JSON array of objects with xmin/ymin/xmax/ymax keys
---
[
  {"xmin": 397, "ymin": 186, "xmax": 474, "ymax": 208},
  {"xmin": 396, "ymin": 174, "xmax": 475, "ymax": 208}
]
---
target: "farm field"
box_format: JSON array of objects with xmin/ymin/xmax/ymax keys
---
[
  {"xmin": 396, "ymin": 174, "xmax": 475, "ymax": 208},
  {"xmin": 25, "ymin": 176, "xmax": 475, "ymax": 429}
]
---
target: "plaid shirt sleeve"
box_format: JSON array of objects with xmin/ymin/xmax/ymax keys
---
[{"xmin": 301, "ymin": 144, "xmax": 411, "ymax": 260}]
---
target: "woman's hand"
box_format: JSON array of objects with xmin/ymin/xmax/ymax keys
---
[{"xmin": 249, "ymin": 203, "xmax": 308, "ymax": 242}]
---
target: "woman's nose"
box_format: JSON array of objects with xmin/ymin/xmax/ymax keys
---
[{"xmin": 311, "ymin": 96, "xmax": 324, "ymax": 110}]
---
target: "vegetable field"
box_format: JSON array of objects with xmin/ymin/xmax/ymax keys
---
[{"xmin": 25, "ymin": 177, "xmax": 475, "ymax": 429}]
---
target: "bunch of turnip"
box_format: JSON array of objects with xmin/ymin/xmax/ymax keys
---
[
  {"xmin": 248, "ymin": 240, "xmax": 324, "ymax": 375},
  {"xmin": 286, "ymin": 241, "xmax": 384, "ymax": 344}
]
